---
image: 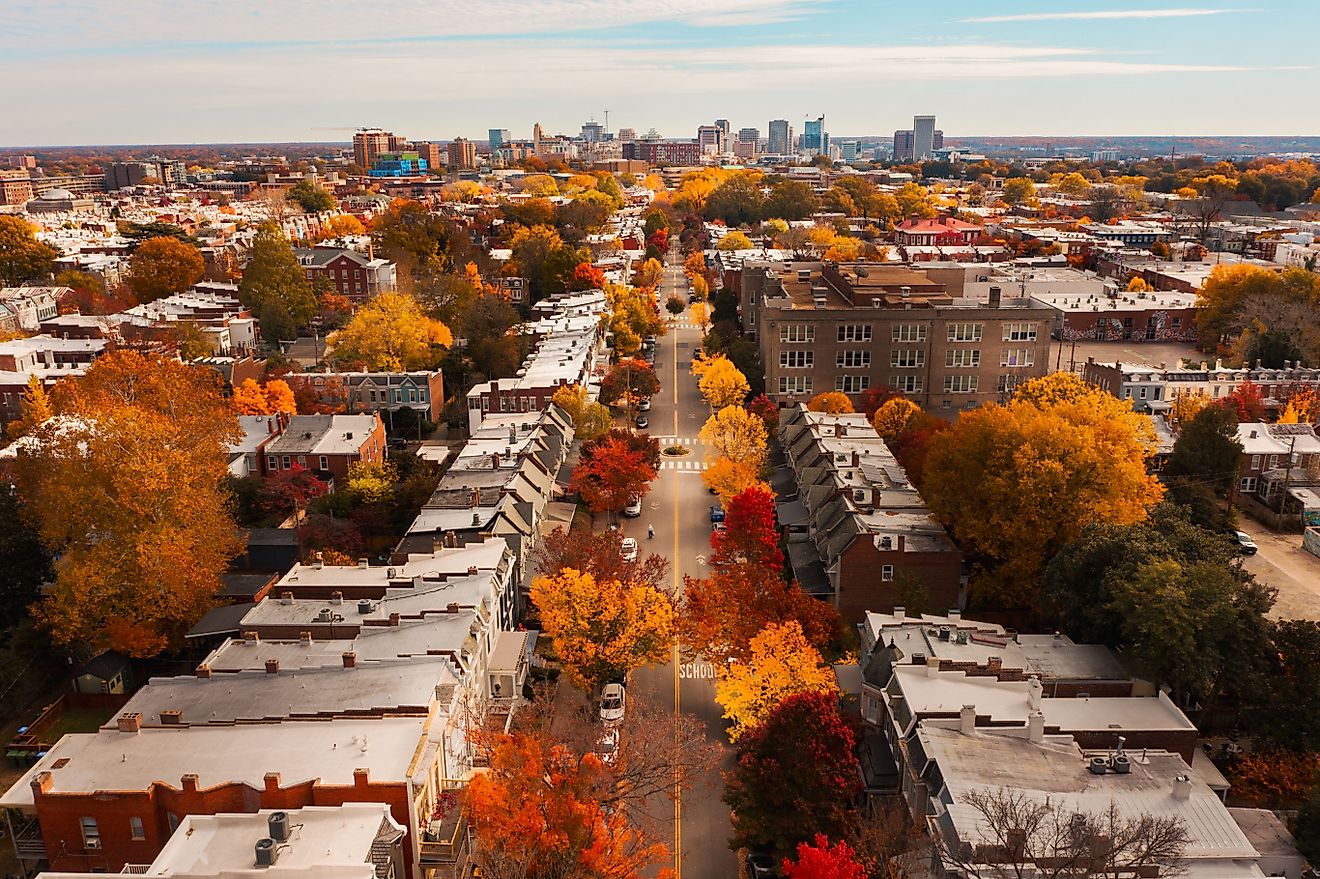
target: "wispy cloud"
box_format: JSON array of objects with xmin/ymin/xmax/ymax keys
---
[{"xmin": 959, "ymin": 8, "xmax": 1250, "ymax": 24}]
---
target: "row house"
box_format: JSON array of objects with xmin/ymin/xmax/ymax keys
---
[
  {"xmin": 293, "ymin": 247, "xmax": 397, "ymax": 303},
  {"xmin": 0, "ymin": 287, "xmax": 62, "ymax": 330},
  {"xmin": 1084, "ymin": 359, "xmax": 1320, "ymax": 415},
  {"xmin": 465, "ymin": 320, "xmax": 599, "ymax": 433},
  {"xmin": 402, "ymin": 406, "xmax": 575, "ymax": 605},
  {"xmin": 227, "ymin": 413, "xmax": 385, "ymax": 484},
  {"xmin": 0, "ymin": 334, "xmax": 107, "ymax": 422},
  {"xmin": 291, "ymin": 371, "xmax": 446, "ymax": 423},
  {"xmin": 1236, "ymin": 422, "xmax": 1320, "ymax": 503},
  {"xmin": 4, "ymin": 539, "xmax": 526, "ymax": 879},
  {"xmin": 893, "ymin": 216, "xmax": 982, "ymax": 248},
  {"xmin": 777, "ymin": 406, "xmax": 963, "ymax": 624}
]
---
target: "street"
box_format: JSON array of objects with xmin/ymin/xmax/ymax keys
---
[{"xmin": 619, "ymin": 256, "xmax": 739, "ymax": 879}]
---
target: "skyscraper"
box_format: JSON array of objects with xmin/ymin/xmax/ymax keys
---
[
  {"xmin": 838, "ymin": 140, "xmax": 862, "ymax": 163},
  {"xmin": 715, "ymin": 119, "xmax": 730, "ymax": 140},
  {"xmin": 581, "ymin": 121, "xmax": 604, "ymax": 143},
  {"xmin": 767, "ymin": 119, "xmax": 792, "ymax": 155},
  {"xmin": 913, "ymin": 115, "xmax": 937, "ymax": 160},
  {"xmin": 448, "ymin": 138, "xmax": 477, "ymax": 171},
  {"xmin": 488, "ymin": 129, "xmax": 509, "ymax": 151},
  {"xmin": 532, "ymin": 122, "xmax": 544, "ymax": 154},
  {"xmin": 697, "ymin": 124, "xmax": 725, "ymax": 154},
  {"xmin": 893, "ymin": 129, "xmax": 915, "ymax": 161},
  {"xmin": 352, "ymin": 128, "xmax": 393, "ymax": 168},
  {"xmin": 802, "ymin": 115, "xmax": 828, "ymax": 156}
]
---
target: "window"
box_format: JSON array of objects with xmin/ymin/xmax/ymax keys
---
[
  {"xmin": 1250, "ymin": 454, "xmax": 1261, "ymax": 470},
  {"xmin": 778, "ymin": 375, "xmax": 813, "ymax": 395},
  {"xmin": 267, "ymin": 455, "xmax": 278, "ymax": 471},
  {"xmin": 944, "ymin": 375, "xmax": 978, "ymax": 394},
  {"xmin": 1240, "ymin": 476, "xmax": 1257, "ymax": 494},
  {"xmin": 946, "ymin": 349, "xmax": 980, "ymax": 368},
  {"xmin": 281, "ymin": 455, "xmax": 291, "ymax": 469},
  {"xmin": 167, "ymin": 813, "xmax": 180, "ymax": 834},
  {"xmin": 835, "ymin": 375, "xmax": 870, "ymax": 393},
  {"xmin": 780, "ymin": 324, "xmax": 814, "ymax": 343},
  {"xmin": 1000, "ymin": 348, "xmax": 1034, "ymax": 368},
  {"xmin": 947, "ymin": 323, "xmax": 983, "ymax": 342},
  {"xmin": 1172, "ymin": 317, "xmax": 1182, "ymax": 329},
  {"xmin": 837, "ymin": 350, "xmax": 871, "ymax": 368},
  {"xmin": 890, "ymin": 349, "xmax": 925, "ymax": 368},
  {"xmin": 130, "ymin": 816, "xmax": 145, "ymax": 841},
  {"xmin": 1002, "ymin": 322, "xmax": 1039, "ymax": 342},
  {"xmin": 997, "ymin": 374, "xmax": 1023, "ymax": 394},
  {"xmin": 881, "ymin": 565, "xmax": 894, "ymax": 582},
  {"xmin": 319, "ymin": 455, "xmax": 328, "ymax": 470},
  {"xmin": 892, "ymin": 324, "xmax": 927, "ymax": 342},
  {"xmin": 890, "ymin": 375, "xmax": 923, "ymax": 394},
  {"xmin": 1269, "ymin": 455, "xmax": 1279, "ymax": 469},
  {"xmin": 295, "ymin": 455, "xmax": 305, "ymax": 468},
  {"xmin": 80, "ymin": 817, "xmax": 100, "ymax": 849},
  {"xmin": 1139, "ymin": 387, "xmax": 1148, "ymax": 400},
  {"xmin": 837, "ymin": 324, "xmax": 872, "ymax": 342},
  {"xmin": 779, "ymin": 351, "xmax": 813, "ymax": 369}
]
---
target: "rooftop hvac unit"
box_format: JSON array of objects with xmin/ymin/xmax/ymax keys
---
[
  {"xmin": 268, "ymin": 811, "xmax": 290, "ymax": 842},
  {"xmin": 358, "ymin": 599, "xmax": 373, "ymax": 615},
  {"xmin": 255, "ymin": 838, "xmax": 278, "ymax": 867}
]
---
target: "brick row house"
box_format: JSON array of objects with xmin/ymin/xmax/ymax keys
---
[
  {"xmin": 293, "ymin": 246, "xmax": 397, "ymax": 304},
  {"xmin": 227, "ymin": 413, "xmax": 385, "ymax": 483},
  {"xmin": 291, "ymin": 371, "xmax": 446, "ymax": 424}
]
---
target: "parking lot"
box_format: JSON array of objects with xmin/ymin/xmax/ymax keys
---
[{"xmin": 1236, "ymin": 517, "xmax": 1320, "ymax": 620}]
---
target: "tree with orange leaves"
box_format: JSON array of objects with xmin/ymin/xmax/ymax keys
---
[
  {"xmin": 12, "ymin": 351, "xmax": 242, "ymax": 657},
  {"xmin": 570, "ymin": 261, "xmax": 606, "ymax": 291},
  {"xmin": 682, "ymin": 565, "xmax": 837, "ymax": 666},
  {"xmin": 466, "ymin": 728, "xmax": 672, "ymax": 879},
  {"xmin": 232, "ymin": 378, "xmax": 297, "ymax": 415},
  {"xmin": 806, "ymin": 391, "xmax": 854, "ymax": 415}
]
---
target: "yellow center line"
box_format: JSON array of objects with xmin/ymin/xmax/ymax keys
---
[{"xmin": 671, "ymin": 264, "xmax": 683, "ymax": 879}]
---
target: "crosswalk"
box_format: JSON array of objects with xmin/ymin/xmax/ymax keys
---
[
  {"xmin": 655, "ymin": 437, "xmax": 700, "ymax": 446},
  {"xmin": 659, "ymin": 459, "xmax": 707, "ymax": 471}
]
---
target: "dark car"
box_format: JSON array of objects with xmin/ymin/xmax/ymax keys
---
[
  {"xmin": 746, "ymin": 852, "xmax": 779, "ymax": 879},
  {"xmin": 636, "ymin": 415, "xmax": 649, "ymax": 430},
  {"xmin": 709, "ymin": 505, "xmax": 725, "ymax": 523}
]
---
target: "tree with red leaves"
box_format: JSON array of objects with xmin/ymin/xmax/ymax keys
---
[
  {"xmin": 724, "ymin": 690, "xmax": 861, "ymax": 856},
  {"xmin": 258, "ymin": 464, "xmax": 329, "ymax": 517},
  {"xmin": 600, "ymin": 358, "xmax": 660, "ymax": 407},
  {"xmin": 712, "ymin": 485, "xmax": 783, "ymax": 570},
  {"xmin": 748, "ymin": 393, "xmax": 780, "ymax": 432},
  {"xmin": 570, "ymin": 435, "xmax": 658, "ymax": 514},
  {"xmin": 1224, "ymin": 380, "xmax": 1267, "ymax": 423},
  {"xmin": 782, "ymin": 835, "xmax": 867, "ymax": 879},
  {"xmin": 646, "ymin": 229, "xmax": 669, "ymax": 251},
  {"xmin": 892, "ymin": 411, "xmax": 953, "ymax": 489},
  {"xmin": 530, "ymin": 525, "xmax": 669, "ymax": 593},
  {"xmin": 681, "ymin": 565, "xmax": 839, "ymax": 665},
  {"xmin": 583, "ymin": 428, "xmax": 661, "ymax": 471},
  {"xmin": 569, "ymin": 261, "xmax": 606, "ymax": 291},
  {"xmin": 858, "ymin": 385, "xmax": 903, "ymax": 419}
]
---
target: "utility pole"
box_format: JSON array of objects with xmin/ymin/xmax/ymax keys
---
[{"xmin": 1279, "ymin": 433, "xmax": 1299, "ymax": 529}]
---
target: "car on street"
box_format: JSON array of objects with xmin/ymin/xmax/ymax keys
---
[
  {"xmin": 710, "ymin": 505, "xmax": 725, "ymax": 523},
  {"xmin": 1230, "ymin": 530, "xmax": 1258, "ymax": 555},
  {"xmin": 620, "ymin": 537, "xmax": 638, "ymax": 562},
  {"xmin": 638, "ymin": 397, "xmax": 651, "ymax": 411},
  {"xmin": 689, "ymin": 293, "xmax": 700, "ymax": 304},
  {"xmin": 599, "ymin": 683, "xmax": 626, "ymax": 726},
  {"xmin": 622, "ymin": 495, "xmax": 642, "ymax": 517},
  {"xmin": 594, "ymin": 728, "xmax": 620, "ymax": 765},
  {"xmin": 635, "ymin": 415, "xmax": 649, "ymax": 429},
  {"xmin": 712, "ymin": 521, "xmax": 726, "ymax": 534},
  {"xmin": 746, "ymin": 852, "xmax": 779, "ymax": 879},
  {"xmin": 643, "ymin": 335, "xmax": 657, "ymax": 347}
]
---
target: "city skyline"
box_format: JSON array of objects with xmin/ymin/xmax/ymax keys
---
[{"xmin": 4, "ymin": 0, "xmax": 1317, "ymax": 146}]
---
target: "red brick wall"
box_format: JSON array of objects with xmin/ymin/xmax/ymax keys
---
[{"xmin": 836, "ymin": 539, "xmax": 962, "ymax": 625}]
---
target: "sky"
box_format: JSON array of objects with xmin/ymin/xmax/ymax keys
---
[{"xmin": 3, "ymin": 0, "xmax": 1318, "ymax": 146}]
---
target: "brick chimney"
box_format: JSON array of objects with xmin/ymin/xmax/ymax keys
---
[
  {"xmin": 181, "ymin": 774, "xmax": 199, "ymax": 792},
  {"xmin": 263, "ymin": 772, "xmax": 282, "ymax": 793},
  {"xmin": 117, "ymin": 712, "xmax": 142, "ymax": 734},
  {"xmin": 342, "ymin": 651, "xmax": 357, "ymax": 668},
  {"xmin": 196, "ymin": 664, "xmax": 213, "ymax": 679},
  {"xmin": 160, "ymin": 709, "xmax": 183, "ymax": 725},
  {"xmin": 265, "ymin": 659, "xmax": 280, "ymax": 674}
]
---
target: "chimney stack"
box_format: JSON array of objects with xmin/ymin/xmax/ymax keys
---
[
  {"xmin": 330, "ymin": 591, "xmax": 343, "ymax": 605},
  {"xmin": 265, "ymin": 659, "xmax": 280, "ymax": 674},
  {"xmin": 342, "ymin": 651, "xmax": 357, "ymax": 668},
  {"xmin": 196, "ymin": 664, "xmax": 213, "ymax": 679},
  {"xmin": 299, "ymin": 631, "xmax": 312, "ymax": 645},
  {"xmin": 117, "ymin": 713, "xmax": 142, "ymax": 734},
  {"xmin": 988, "ymin": 286, "xmax": 1002, "ymax": 308},
  {"xmin": 959, "ymin": 705, "xmax": 976, "ymax": 735},
  {"xmin": 1172, "ymin": 775, "xmax": 1193, "ymax": 800},
  {"xmin": 926, "ymin": 655, "xmax": 941, "ymax": 678},
  {"xmin": 1027, "ymin": 676, "xmax": 1043, "ymax": 710},
  {"xmin": 1027, "ymin": 711, "xmax": 1045, "ymax": 743}
]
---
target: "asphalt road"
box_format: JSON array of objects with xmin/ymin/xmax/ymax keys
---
[{"xmin": 620, "ymin": 257, "xmax": 739, "ymax": 879}]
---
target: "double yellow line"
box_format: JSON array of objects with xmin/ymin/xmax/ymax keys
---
[{"xmin": 671, "ymin": 262, "xmax": 683, "ymax": 879}]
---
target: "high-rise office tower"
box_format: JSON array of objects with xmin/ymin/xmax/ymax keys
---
[
  {"xmin": 448, "ymin": 138, "xmax": 477, "ymax": 170},
  {"xmin": 715, "ymin": 119, "xmax": 730, "ymax": 140},
  {"xmin": 581, "ymin": 121, "xmax": 604, "ymax": 143},
  {"xmin": 488, "ymin": 129, "xmax": 510, "ymax": 151},
  {"xmin": 802, "ymin": 115, "xmax": 828, "ymax": 155},
  {"xmin": 532, "ymin": 123, "xmax": 544, "ymax": 154},
  {"xmin": 893, "ymin": 129, "xmax": 915, "ymax": 161},
  {"xmin": 617, "ymin": 128, "xmax": 637, "ymax": 143},
  {"xmin": 913, "ymin": 115, "xmax": 937, "ymax": 160},
  {"xmin": 738, "ymin": 127, "xmax": 759, "ymax": 145},
  {"xmin": 697, "ymin": 124, "xmax": 725, "ymax": 154},
  {"xmin": 767, "ymin": 119, "xmax": 792, "ymax": 155},
  {"xmin": 838, "ymin": 140, "xmax": 862, "ymax": 163}
]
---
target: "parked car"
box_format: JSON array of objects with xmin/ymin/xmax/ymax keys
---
[
  {"xmin": 620, "ymin": 537, "xmax": 638, "ymax": 562},
  {"xmin": 636, "ymin": 415, "xmax": 649, "ymax": 429},
  {"xmin": 710, "ymin": 506, "xmax": 725, "ymax": 523},
  {"xmin": 599, "ymin": 683, "xmax": 626, "ymax": 726},
  {"xmin": 712, "ymin": 521, "xmax": 727, "ymax": 534},
  {"xmin": 594, "ymin": 728, "xmax": 620, "ymax": 765},
  {"xmin": 623, "ymin": 495, "xmax": 642, "ymax": 518},
  {"xmin": 1230, "ymin": 530, "xmax": 1258, "ymax": 555},
  {"xmin": 638, "ymin": 397, "xmax": 651, "ymax": 411},
  {"xmin": 746, "ymin": 852, "xmax": 779, "ymax": 879},
  {"xmin": 643, "ymin": 334, "xmax": 657, "ymax": 347},
  {"xmin": 689, "ymin": 293, "xmax": 700, "ymax": 304}
]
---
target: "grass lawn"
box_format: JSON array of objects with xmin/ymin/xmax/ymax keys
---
[{"xmin": 39, "ymin": 705, "xmax": 116, "ymax": 741}]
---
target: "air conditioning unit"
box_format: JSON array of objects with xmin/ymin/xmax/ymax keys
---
[{"xmin": 85, "ymin": 839, "xmax": 102, "ymax": 850}]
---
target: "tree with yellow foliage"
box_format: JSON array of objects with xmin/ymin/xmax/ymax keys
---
[
  {"xmin": 699, "ymin": 405, "xmax": 768, "ymax": 470},
  {"xmin": 673, "ymin": 168, "xmax": 730, "ymax": 214},
  {"xmin": 690, "ymin": 301, "xmax": 709, "ymax": 331},
  {"xmin": 551, "ymin": 383, "xmax": 612, "ymax": 441},
  {"xmin": 923, "ymin": 382, "xmax": 1164, "ymax": 606},
  {"xmin": 232, "ymin": 378, "xmax": 297, "ymax": 415},
  {"xmin": 1126, "ymin": 276, "xmax": 1153, "ymax": 293},
  {"xmin": 1001, "ymin": 177, "xmax": 1039, "ymax": 208},
  {"xmin": 716, "ymin": 231, "xmax": 755, "ymax": 252},
  {"xmin": 329, "ymin": 291, "xmax": 453, "ymax": 371},
  {"xmin": 894, "ymin": 182, "xmax": 937, "ymax": 219},
  {"xmin": 806, "ymin": 392, "xmax": 854, "ymax": 415},
  {"xmin": 701, "ymin": 456, "xmax": 765, "ymax": 504},
  {"xmin": 520, "ymin": 174, "xmax": 559, "ymax": 196},
  {"xmin": 634, "ymin": 257, "xmax": 664, "ymax": 289},
  {"xmin": 319, "ymin": 214, "xmax": 366, "ymax": 239},
  {"xmin": 1053, "ymin": 172, "xmax": 1092, "ymax": 198},
  {"xmin": 715, "ymin": 621, "xmax": 836, "ymax": 743},
  {"xmin": 14, "ymin": 351, "xmax": 242, "ymax": 657},
  {"xmin": 1278, "ymin": 388, "xmax": 1319, "ymax": 425},
  {"xmin": 694, "ymin": 355, "xmax": 750, "ymax": 409},
  {"xmin": 872, "ymin": 398, "xmax": 921, "ymax": 444},
  {"xmin": 531, "ymin": 568, "xmax": 675, "ymax": 692},
  {"xmin": 6, "ymin": 374, "xmax": 52, "ymax": 440},
  {"xmin": 1168, "ymin": 389, "xmax": 1213, "ymax": 426}
]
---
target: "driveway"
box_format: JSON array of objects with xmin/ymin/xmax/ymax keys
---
[{"xmin": 1235, "ymin": 518, "xmax": 1320, "ymax": 621}]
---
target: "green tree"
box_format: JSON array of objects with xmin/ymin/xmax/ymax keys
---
[
  {"xmin": 1002, "ymin": 177, "xmax": 1038, "ymax": 207},
  {"xmin": 1164, "ymin": 403, "xmax": 1241, "ymax": 528},
  {"xmin": 595, "ymin": 173, "xmax": 626, "ymax": 209},
  {"xmin": 1295, "ymin": 784, "xmax": 1320, "ymax": 865},
  {"xmin": 0, "ymin": 216, "xmax": 58, "ymax": 285},
  {"xmin": 288, "ymin": 179, "xmax": 335, "ymax": 213},
  {"xmin": 764, "ymin": 180, "xmax": 820, "ymax": 221},
  {"xmin": 705, "ymin": 175, "xmax": 765, "ymax": 226},
  {"xmin": 238, "ymin": 222, "xmax": 317, "ymax": 342},
  {"xmin": 1254, "ymin": 620, "xmax": 1320, "ymax": 753}
]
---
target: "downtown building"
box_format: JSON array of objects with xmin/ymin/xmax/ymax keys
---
[{"xmin": 742, "ymin": 261, "xmax": 1053, "ymax": 412}]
